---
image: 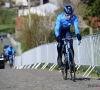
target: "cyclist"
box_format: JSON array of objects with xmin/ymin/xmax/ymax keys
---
[
  {"xmin": 54, "ymin": 5, "xmax": 82, "ymax": 70},
  {"xmin": 0, "ymin": 36, "xmax": 3, "ymax": 42},
  {"xmin": 5, "ymin": 44, "xmax": 15, "ymax": 65}
]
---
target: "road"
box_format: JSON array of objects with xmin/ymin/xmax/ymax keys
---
[
  {"xmin": 0, "ymin": 69, "xmax": 100, "ymax": 90},
  {"xmin": 0, "ymin": 37, "xmax": 100, "ymax": 90},
  {"xmin": 0, "ymin": 37, "xmax": 11, "ymax": 53}
]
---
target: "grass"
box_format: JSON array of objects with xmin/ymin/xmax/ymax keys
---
[
  {"xmin": 0, "ymin": 45, "xmax": 2, "ymax": 53},
  {"xmin": 32, "ymin": 63, "xmax": 100, "ymax": 77},
  {"xmin": 76, "ymin": 66, "xmax": 100, "ymax": 77},
  {"xmin": 0, "ymin": 24, "xmax": 15, "ymax": 34},
  {"xmin": 0, "ymin": 24, "xmax": 15, "ymax": 30}
]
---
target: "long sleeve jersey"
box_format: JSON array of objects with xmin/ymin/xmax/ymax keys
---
[
  {"xmin": 5, "ymin": 47, "xmax": 15, "ymax": 56},
  {"xmin": 54, "ymin": 13, "xmax": 80, "ymax": 37}
]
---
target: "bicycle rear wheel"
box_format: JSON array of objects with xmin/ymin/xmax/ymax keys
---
[{"xmin": 68, "ymin": 49, "xmax": 76, "ymax": 82}]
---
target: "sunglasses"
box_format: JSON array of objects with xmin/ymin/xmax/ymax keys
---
[{"xmin": 66, "ymin": 14, "xmax": 72, "ymax": 16}]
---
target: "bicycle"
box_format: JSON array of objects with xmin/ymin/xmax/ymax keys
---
[
  {"xmin": 61, "ymin": 37, "xmax": 80, "ymax": 82},
  {"xmin": 8, "ymin": 54, "xmax": 14, "ymax": 68}
]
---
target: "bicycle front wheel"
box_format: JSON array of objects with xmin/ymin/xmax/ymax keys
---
[
  {"xmin": 68, "ymin": 49, "xmax": 76, "ymax": 82},
  {"xmin": 62, "ymin": 64, "xmax": 68, "ymax": 80}
]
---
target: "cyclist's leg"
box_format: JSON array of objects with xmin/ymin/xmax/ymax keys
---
[
  {"xmin": 55, "ymin": 33, "xmax": 64, "ymax": 69},
  {"xmin": 57, "ymin": 40, "xmax": 64, "ymax": 69},
  {"xmin": 70, "ymin": 44, "xmax": 77, "ymax": 72},
  {"xmin": 70, "ymin": 43, "xmax": 74, "ymax": 57}
]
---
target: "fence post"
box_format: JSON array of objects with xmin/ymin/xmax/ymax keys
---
[
  {"xmin": 90, "ymin": 35, "xmax": 94, "ymax": 66},
  {"xmin": 77, "ymin": 40, "xmax": 80, "ymax": 65}
]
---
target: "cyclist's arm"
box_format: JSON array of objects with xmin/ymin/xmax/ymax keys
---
[
  {"xmin": 12, "ymin": 48, "xmax": 15, "ymax": 55},
  {"xmin": 54, "ymin": 16, "xmax": 61, "ymax": 37},
  {"xmin": 73, "ymin": 17, "xmax": 80, "ymax": 35}
]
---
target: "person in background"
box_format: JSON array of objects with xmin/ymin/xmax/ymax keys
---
[
  {"xmin": 0, "ymin": 36, "xmax": 3, "ymax": 42},
  {"xmin": 5, "ymin": 44, "xmax": 15, "ymax": 66}
]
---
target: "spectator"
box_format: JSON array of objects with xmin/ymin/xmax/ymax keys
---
[{"xmin": 0, "ymin": 36, "xmax": 3, "ymax": 42}]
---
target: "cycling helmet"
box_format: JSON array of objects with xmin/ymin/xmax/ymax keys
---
[{"xmin": 64, "ymin": 5, "xmax": 74, "ymax": 15}]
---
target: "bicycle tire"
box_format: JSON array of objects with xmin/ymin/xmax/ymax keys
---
[
  {"xmin": 62, "ymin": 63, "xmax": 68, "ymax": 80},
  {"xmin": 68, "ymin": 49, "xmax": 76, "ymax": 82},
  {"xmin": 61, "ymin": 46, "xmax": 68, "ymax": 80}
]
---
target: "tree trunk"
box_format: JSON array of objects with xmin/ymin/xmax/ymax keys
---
[{"xmin": 89, "ymin": 26, "xmax": 93, "ymax": 34}]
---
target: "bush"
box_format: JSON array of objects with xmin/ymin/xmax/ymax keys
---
[
  {"xmin": 81, "ymin": 28, "xmax": 89, "ymax": 36},
  {"xmin": 18, "ymin": 14, "xmax": 56, "ymax": 52},
  {"xmin": 0, "ymin": 10, "xmax": 17, "ymax": 24},
  {"xmin": 93, "ymin": 28, "xmax": 100, "ymax": 34},
  {"xmin": 0, "ymin": 27, "xmax": 15, "ymax": 34}
]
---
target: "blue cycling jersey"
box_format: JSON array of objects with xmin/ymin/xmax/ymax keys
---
[
  {"xmin": 5, "ymin": 47, "xmax": 15, "ymax": 56},
  {"xmin": 54, "ymin": 13, "xmax": 80, "ymax": 37}
]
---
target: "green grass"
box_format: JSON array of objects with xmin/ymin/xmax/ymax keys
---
[
  {"xmin": 76, "ymin": 66, "xmax": 100, "ymax": 77},
  {"xmin": 0, "ymin": 24, "xmax": 15, "ymax": 34},
  {"xmin": 32, "ymin": 63, "xmax": 100, "ymax": 77},
  {"xmin": 0, "ymin": 24, "xmax": 15, "ymax": 30},
  {"xmin": 0, "ymin": 46, "xmax": 2, "ymax": 53}
]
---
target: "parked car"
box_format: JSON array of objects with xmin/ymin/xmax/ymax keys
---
[{"xmin": 0, "ymin": 53, "xmax": 5, "ymax": 69}]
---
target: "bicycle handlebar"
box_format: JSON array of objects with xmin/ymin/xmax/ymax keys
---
[
  {"xmin": 62, "ymin": 38, "xmax": 72, "ymax": 41},
  {"xmin": 62, "ymin": 38, "xmax": 81, "ymax": 45}
]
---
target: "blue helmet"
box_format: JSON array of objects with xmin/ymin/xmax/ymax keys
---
[{"xmin": 64, "ymin": 5, "xmax": 74, "ymax": 15}]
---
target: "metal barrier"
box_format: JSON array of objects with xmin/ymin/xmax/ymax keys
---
[{"xmin": 13, "ymin": 34, "xmax": 100, "ymax": 77}]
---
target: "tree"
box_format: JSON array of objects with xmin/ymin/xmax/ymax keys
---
[
  {"xmin": 86, "ymin": 0, "xmax": 100, "ymax": 17},
  {"xmin": 20, "ymin": 14, "xmax": 55, "ymax": 52},
  {"xmin": 83, "ymin": 0, "xmax": 95, "ymax": 6},
  {"xmin": 83, "ymin": 0, "xmax": 100, "ymax": 34}
]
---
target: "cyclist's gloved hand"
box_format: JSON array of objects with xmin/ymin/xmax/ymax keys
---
[
  {"xmin": 56, "ymin": 36, "xmax": 61, "ymax": 42},
  {"xmin": 77, "ymin": 34, "xmax": 82, "ymax": 41}
]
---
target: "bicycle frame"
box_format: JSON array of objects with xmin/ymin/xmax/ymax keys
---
[{"xmin": 63, "ymin": 38, "xmax": 81, "ymax": 65}]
